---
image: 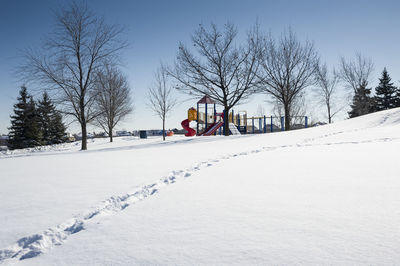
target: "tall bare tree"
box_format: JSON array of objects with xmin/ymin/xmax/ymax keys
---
[
  {"xmin": 258, "ymin": 29, "xmax": 319, "ymax": 130},
  {"xmin": 338, "ymin": 54, "xmax": 374, "ymax": 118},
  {"xmin": 168, "ymin": 22, "xmax": 262, "ymax": 135},
  {"xmin": 20, "ymin": 1, "xmax": 127, "ymax": 150},
  {"xmin": 147, "ymin": 66, "xmax": 177, "ymax": 141},
  {"xmin": 338, "ymin": 53, "xmax": 374, "ymax": 94},
  {"xmin": 94, "ymin": 65, "xmax": 133, "ymax": 142},
  {"xmin": 256, "ymin": 104, "xmax": 266, "ymax": 117},
  {"xmin": 272, "ymin": 94, "xmax": 307, "ymax": 128},
  {"xmin": 315, "ymin": 63, "xmax": 341, "ymax": 123}
]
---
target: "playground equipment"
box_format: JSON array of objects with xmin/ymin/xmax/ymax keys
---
[
  {"xmin": 181, "ymin": 116, "xmax": 196, "ymax": 137},
  {"xmin": 181, "ymin": 95, "xmax": 309, "ymax": 136},
  {"xmin": 181, "ymin": 96, "xmax": 225, "ymax": 136}
]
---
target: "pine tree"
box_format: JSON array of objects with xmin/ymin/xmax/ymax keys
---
[
  {"xmin": 394, "ymin": 87, "xmax": 400, "ymax": 108},
  {"xmin": 37, "ymin": 92, "xmax": 67, "ymax": 145},
  {"xmin": 50, "ymin": 111, "xmax": 67, "ymax": 144},
  {"xmin": 37, "ymin": 92, "xmax": 53, "ymax": 145},
  {"xmin": 374, "ymin": 68, "xmax": 397, "ymax": 111},
  {"xmin": 348, "ymin": 85, "xmax": 375, "ymax": 118},
  {"xmin": 8, "ymin": 87, "xmax": 42, "ymax": 149}
]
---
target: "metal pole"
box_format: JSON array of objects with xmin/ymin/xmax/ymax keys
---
[
  {"xmin": 281, "ymin": 116, "xmax": 284, "ymax": 131},
  {"xmin": 196, "ymin": 103, "xmax": 199, "ymax": 133},
  {"xmin": 214, "ymin": 103, "xmax": 217, "ymax": 135},
  {"xmin": 252, "ymin": 117, "xmax": 255, "ymax": 134},
  {"xmin": 214, "ymin": 104, "xmax": 216, "ymax": 123},
  {"xmin": 223, "ymin": 109, "xmax": 227, "ymax": 135},
  {"xmin": 245, "ymin": 114, "xmax": 247, "ymax": 134},
  {"xmin": 238, "ymin": 114, "xmax": 240, "ymax": 131},
  {"xmin": 270, "ymin": 116, "xmax": 273, "ymax": 132},
  {"xmin": 305, "ymin": 116, "xmax": 308, "ymax": 128},
  {"xmin": 205, "ymin": 103, "xmax": 208, "ymax": 130},
  {"xmin": 264, "ymin": 116, "xmax": 266, "ymax": 133}
]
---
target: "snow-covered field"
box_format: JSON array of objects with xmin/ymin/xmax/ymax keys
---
[{"xmin": 1, "ymin": 109, "xmax": 400, "ymax": 265}]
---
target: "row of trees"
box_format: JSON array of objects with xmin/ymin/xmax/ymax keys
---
[
  {"xmin": 348, "ymin": 67, "xmax": 400, "ymax": 118},
  {"xmin": 9, "ymin": 62, "xmax": 134, "ymax": 149},
  {"xmin": 19, "ymin": 2, "xmax": 133, "ymax": 150},
  {"xmin": 14, "ymin": 1, "xmax": 400, "ymax": 150},
  {"xmin": 152, "ymin": 22, "xmax": 400, "ymax": 136},
  {"xmin": 316, "ymin": 55, "xmax": 400, "ymax": 121},
  {"xmin": 167, "ymin": 23, "xmax": 400, "ymax": 134},
  {"xmin": 8, "ymin": 87, "xmax": 67, "ymax": 149},
  {"xmin": 166, "ymin": 23, "xmax": 338, "ymax": 134}
]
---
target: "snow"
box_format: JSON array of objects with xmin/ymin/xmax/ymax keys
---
[{"xmin": 1, "ymin": 108, "xmax": 400, "ymax": 265}]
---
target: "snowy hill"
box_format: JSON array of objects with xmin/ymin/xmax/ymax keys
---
[{"xmin": 1, "ymin": 108, "xmax": 400, "ymax": 265}]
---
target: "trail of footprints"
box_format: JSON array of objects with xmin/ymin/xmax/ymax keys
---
[{"xmin": 0, "ymin": 136, "xmax": 398, "ymax": 263}]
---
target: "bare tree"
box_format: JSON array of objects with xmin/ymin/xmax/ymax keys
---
[
  {"xmin": 271, "ymin": 93, "xmax": 307, "ymax": 128},
  {"xmin": 338, "ymin": 53, "xmax": 374, "ymax": 95},
  {"xmin": 19, "ymin": 1, "xmax": 127, "ymax": 150},
  {"xmin": 94, "ymin": 65, "xmax": 133, "ymax": 142},
  {"xmin": 168, "ymin": 22, "xmax": 262, "ymax": 136},
  {"xmin": 256, "ymin": 104, "xmax": 266, "ymax": 117},
  {"xmin": 147, "ymin": 66, "xmax": 177, "ymax": 141},
  {"xmin": 315, "ymin": 63, "xmax": 342, "ymax": 123},
  {"xmin": 258, "ymin": 29, "xmax": 319, "ymax": 130}
]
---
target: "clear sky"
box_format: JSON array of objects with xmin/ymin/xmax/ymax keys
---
[{"xmin": 1, "ymin": 0, "xmax": 400, "ymax": 134}]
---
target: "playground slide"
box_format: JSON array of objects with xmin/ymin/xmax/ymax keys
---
[
  {"xmin": 203, "ymin": 121, "xmax": 224, "ymax": 136},
  {"xmin": 181, "ymin": 119, "xmax": 196, "ymax": 136},
  {"xmin": 196, "ymin": 122, "xmax": 215, "ymax": 136},
  {"xmin": 229, "ymin": 123, "xmax": 241, "ymax": 135}
]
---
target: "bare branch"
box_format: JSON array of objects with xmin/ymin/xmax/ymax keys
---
[
  {"xmin": 93, "ymin": 65, "xmax": 133, "ymax": 142},
  {"xmin": 338, "ymin": 53, "xmax": 374, "ymax": 94},
  {"xmin": 147, "ymin": 65, "xmax": 178, "ymax": 141},
  {"xmin": 314, "ymin": 63, "xmax": 342, "ymax": 123},
  {"xmin": 167, "ymin": 22, "xmax": 263, "ymax": 135},
  {"xmin": 258, "ymin": 28, "xmax": 319, "ymax": 130},
  {"xmin": 18, "ymin": 1, "xmax": 127, "ymax": 149}
]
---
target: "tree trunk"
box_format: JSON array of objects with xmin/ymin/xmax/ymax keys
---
[
  {"xmin": 162, "ymin": 118, "xmax": 165, "ymax": 141},
  {"xmin": 327, "ymin": 105, "xmax": 332, "ymax": 124},
  {"xmin": 284, "ymin": 104, "xmax": 291, "ymax": 131},
  {"xmin": 81, "ymin": 121, "xmax": 87, "ymax": 150},
  {"xmin": 223, "ymin": 107, "xmax": 230, "ymax": 136},
  {"xmin": 109, "ymin": 127, "xmax": 113, "ymax": 142}
]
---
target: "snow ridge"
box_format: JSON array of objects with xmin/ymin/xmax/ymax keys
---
[{"xmin": 0, "ymin": 136, "xmax": 399, "ymax": 263}]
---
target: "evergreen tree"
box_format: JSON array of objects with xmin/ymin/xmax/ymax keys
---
[
  {"xmin": 37, "ymin": 92, "xmax": 53, "ymax": 145},
  {"xmin": 50, "ymin": 111, "xmax": 67, "ymax": 144},
  {"xmin": 395, "ymin": 87, "xmax": 400, "ymax": 108},
  {"xmin": 374, "ymin": 68, "xmax": 397, "ymax": 111},
  {"xmin": 8, "ymin": 87, "xmax": 42, "ymax": 149},
  {"xmin": 348, "ymin": 85, "xmax": 375, "ymax": 118},
  {"xmin": 37, "ymin": 92, "xmax": 67, "ymax": 145}
]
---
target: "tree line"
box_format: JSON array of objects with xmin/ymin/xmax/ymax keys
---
[
  {"xmin": 9, "ymin": 1, "xmax": 400, "ymax": 150},
  {"xmin": 15, "ymin": 2, "xmax": 133, "ymax": 150},
  {"xmin": 8, "ymin": 87, "xmax": 67, "ymax": 149},
  {"xmin": 166, "ymin": 23, "xmax": 400, "ymax": 134}
]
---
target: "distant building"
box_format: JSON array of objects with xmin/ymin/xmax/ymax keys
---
[
  {"xmin": 312, "ymin": 122, "xmax": 327, "ymax": 127},
  {"xmin": 116, "ymin": 130, "xmax": 131, "ymax": 137},
  {"xmin": 0, "ymin": 135, "xmax": 9, "ymax": 146},
  {"xmin": 73, "ymin": 132, "xmax": 95, "ymax": 140},
  {"xmin": 0, "ymin": 135, "xmax": 9, "ymax": 151}
]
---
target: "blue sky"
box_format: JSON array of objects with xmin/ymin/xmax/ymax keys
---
[{"xmin": 1, "ymin": 0, "xmax": 400, "ymax": 133}]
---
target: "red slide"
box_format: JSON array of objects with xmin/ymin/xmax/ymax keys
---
[
  {"xmin": 181, "ymin": 119, "xmax": 196, "ymax": 137},
  {"xmin": 202, "ymin": 121, "xmax": 224, "ymax": 136},
  {"xmin": 197, "ymin": 122, "xmax": 216, "ymax": 136}
]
